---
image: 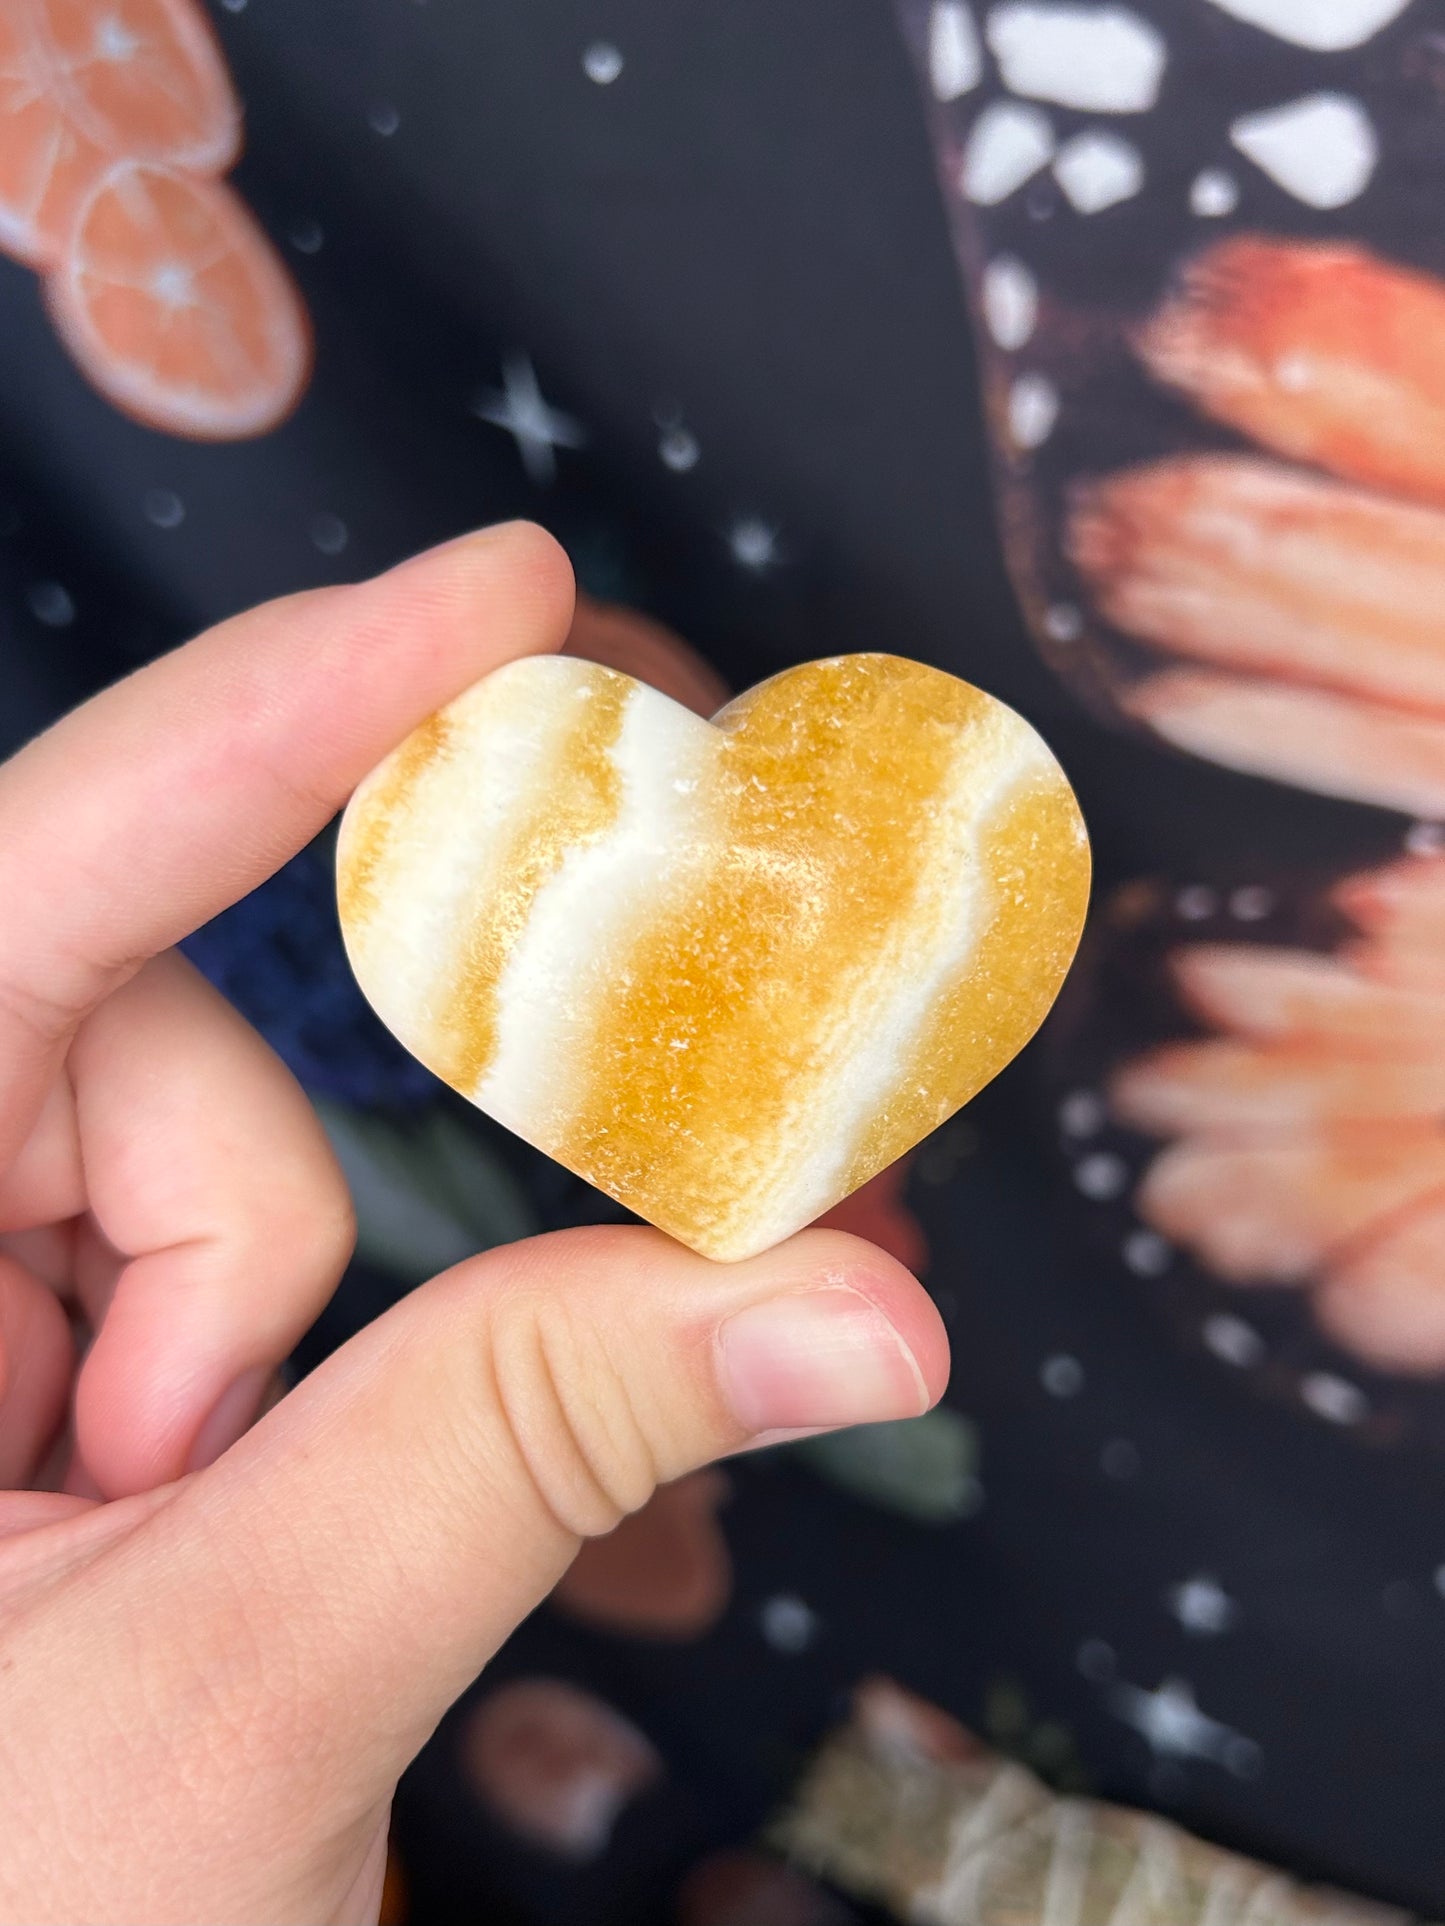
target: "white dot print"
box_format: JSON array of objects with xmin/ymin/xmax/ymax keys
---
[
  {"xmin": 1008, "ymin": 371, "xmax": 1058, "ymax": 448},
  {"xmin": 982, "ymin": 255, "xmax": 1038, "ymax": 350},
  {"xmin": 928, "ymin": 1, "xmax": 982, "ymax": 101},
  {"xmin": 1190, "ymin": 169, "xmax": 1239, "ymax": 218},
  {"xmin": 1074, "ymin": 1151, "xmax": 1127, "ymax": 1199},
  {"xmin": 760, "ymin": 1595, "xmax": 818, "ymax": 1652},
  {"xmin": 28, "ymin": 582, "xmax": 75, "ymax": 627},
  {"xmin": 310, "ymin": 513, "xmax": 349, "ymax": 556},
  {"xmin": 583, "ymin": 42, "xmax": 624, "ymax": 85},
  {"xmin": 144, "ymin": 488, "xmax": 185, "ymax": 529}
]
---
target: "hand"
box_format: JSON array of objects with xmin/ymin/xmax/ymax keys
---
[{"xmin": 0, "ymin": 524, "xmax": 948, "ymax": 1924}]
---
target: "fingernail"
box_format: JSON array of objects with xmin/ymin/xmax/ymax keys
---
[
  {"xmin": 188, "ymin": 1365, "xmax": 271, "ymax": 1472},
  {"xmin": 715, "ymin": 1287, "xmax": 929, "ymax": 1436}
]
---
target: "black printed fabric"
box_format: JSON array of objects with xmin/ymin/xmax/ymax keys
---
[{"xmin": 3, "ymin": 3, "xmax": 1445, "ymax": 1922}]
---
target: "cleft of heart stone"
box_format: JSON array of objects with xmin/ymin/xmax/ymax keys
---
[{"xmin": 337, "ymin": 653, "xmax": 1090, "ymax": 1261}]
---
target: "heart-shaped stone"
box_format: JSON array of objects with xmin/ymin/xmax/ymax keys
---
[{"xmin": 337, "ymin": 653, "xmax": 1089, "ymax": 1260}]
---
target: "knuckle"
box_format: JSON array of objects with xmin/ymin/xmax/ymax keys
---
[
  {"xmin": 244, "ymin": 1139, "xmax": 356, "ymax": 1303},
  {"xmin": 485, "ymin": 1286, "xmax": 659, "ymax": 1541}
]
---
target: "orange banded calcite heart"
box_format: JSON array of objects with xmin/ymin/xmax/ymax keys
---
[{"xmin": 337, "ymin": 654, "xmax": 1089, "ymax": 1261}]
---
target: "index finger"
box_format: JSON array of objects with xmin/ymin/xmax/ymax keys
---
[{"xmin": 0, "ymin": 522, "xmax": 574, "ymax": 1162}]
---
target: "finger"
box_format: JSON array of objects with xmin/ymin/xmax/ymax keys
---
[
  {"xmin": 0, "ymin": 1491, "xmax": 94, "ymax": 1539},
  {"xmin": 0, "ymin": 522, "xmax": 575, "ymax": 1167},
  {"xmin": 0, "ymin": 1076, "xmax": 82, "ymax": 1233},
  {"xmin": 0, "ymin": 1487, "xmax": 172, "ymax": 1595},
  {"xmin": 0, "ymin": 1255, "xmax": 73, "ymax": 1488},
  {"xmin": 110, "ymin": 1228, "xmax": 947, "ymax": 1859},
  {"xmin": 67, "ymin": 951, "xmax": 353, "ymax": 1498},
  {"xmin": 0, "ymin": 1224, "xmax": 80, "ymax": 1292}
]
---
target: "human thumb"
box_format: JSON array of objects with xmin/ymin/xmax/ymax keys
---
[{"xmin": 22, "ymin": 1224, "xmax": 945, "ymax": 1922}]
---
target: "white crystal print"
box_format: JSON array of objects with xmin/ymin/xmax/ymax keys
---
[
  {"xmin": 1205, "ymin": 0, "xmax": 1409, "ymax": 52},
  {"xmin": 982, "ymin": 256, "xmax": 1038, "ymax": 349},
  {"xmin": 1190, "ymin": 168, "xmax": 1239, "ymax": 217},
  {"xmin": 985, "ymin": 4, "xmax": 1165, "ymax": 113},
  {"xmin": 960, "ymin": 101, "xmax": 1055, "ymax": 204},
  {"xmin": 1054, "ymin": 129, "xmax": 1145, "ymax": 213},
  {"xmin": 929, "ymin": 1, "xmax": 983, "ymax": 99},
  {"xmin": 1230, "ymin": 93, "xmax": 1377, "ymax": 209}
]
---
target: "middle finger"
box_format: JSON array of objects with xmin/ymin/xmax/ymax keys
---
[{"xmin": 67, "ymin": 951, "xmax": 355, "ymax": 1499}]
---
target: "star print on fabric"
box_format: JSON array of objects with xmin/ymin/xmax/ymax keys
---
[
  {"xmin": 1108, "ymin": 1675, "xmax": 1261, "ymax": 1776},
  {"xmin": 651, "ymin": 403, "xmax": 701, "ymax": 471},
  {"xmin": 727, "ymin": 516, "xmax": 781, "ymax": 570},
  {"xmin": 1165, "ymin": 1574, "xmax": 1238, "ymax": 1635},
  {"xmin": 658, "ymin": 424, "xmax": 700, "ymax": 471},
  {"xmin": 471, "ymin": 355, "xmax": 587, "ymax": 486}
]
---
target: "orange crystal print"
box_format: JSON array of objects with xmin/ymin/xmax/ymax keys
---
[{"xmin": 337, "ymin": 654, "xmax": 1090, "ymax": 1261}]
